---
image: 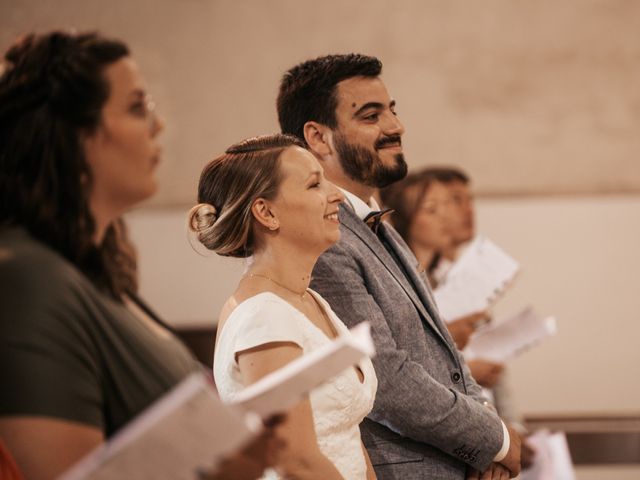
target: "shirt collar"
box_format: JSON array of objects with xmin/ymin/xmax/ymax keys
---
[{"xmin": 339, "ymin": 188, "xmax": 381, "ymax": 220}]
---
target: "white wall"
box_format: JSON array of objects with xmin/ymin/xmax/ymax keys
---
[
  {"xmin": 127, "ymin": 194, "xmax": 640, "ymax": 417},
  {"xmin": 127, "ymin": 208, "xmax": 245, "ymax": 328},
  {"xmin": 475, "ymin": 195, "xmax": 640, "ymax": 416}
]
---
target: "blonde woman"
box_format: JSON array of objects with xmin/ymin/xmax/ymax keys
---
[{"xmin": 189, "ymin": 134, "xmax": 378, "ymax": 479}]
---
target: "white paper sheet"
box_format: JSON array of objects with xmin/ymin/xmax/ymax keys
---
[
  {"xmin": 433, "ymin": 235, "xmax": 520, "ymax": 321},
  {"xmin": 60, "ymin": 373, "xmax": 257, "ymax": 480},
  {"xmin": 465, "ymin": 306, "xmax": 557, "ymax": 363},
  {"xmin": 520, "ymin": 430, "xmax": 576, "ymax": 480}
]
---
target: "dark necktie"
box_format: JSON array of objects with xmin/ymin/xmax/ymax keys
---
[{"xmin": 363, "ymin": 208, "xmax": 394, "ymax": 234}]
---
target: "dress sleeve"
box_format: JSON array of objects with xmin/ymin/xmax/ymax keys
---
[
  {"xmin": 0, "ymin": 257, "xmax": 103, "ymax": 428},
  {"xmin": 229, "ymin": 296, "xmax": 307, "ymax": 357}
]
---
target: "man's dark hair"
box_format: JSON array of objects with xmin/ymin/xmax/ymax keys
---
[{"xmin": 277, "ymin": 54, "xmax": 382, "ymax": 141}]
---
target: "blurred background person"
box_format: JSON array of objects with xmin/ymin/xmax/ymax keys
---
[
  {"xmin": 428, "ymin": 168, "xmax": 475, "ymax": 284},
  {"xmin": 0, "ymin": 30, "xmax": 278, "ymax": 480},
  {"xmin": 189, "ymin": 134, "xmax": 378, "ymax": 480}
]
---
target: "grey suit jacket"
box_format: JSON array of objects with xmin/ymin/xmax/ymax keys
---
[{"xmin": 311, "ymin": 204, "xmax": 504, "ymax": 479}]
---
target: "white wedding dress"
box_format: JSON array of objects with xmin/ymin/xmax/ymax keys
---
[{"xmin": 214, "ymin": 290, "xmax": 378, "ymax": 480}]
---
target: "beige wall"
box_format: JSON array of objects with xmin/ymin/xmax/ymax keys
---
[
  {"xmin": 476, "ymin": 195, "xmax": 640, "ymax": 416},
  {"xmin": 2, "ymin": 0, "xmax": 640, "ymax": 204}
]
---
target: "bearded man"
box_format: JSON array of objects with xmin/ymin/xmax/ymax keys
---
[{"xmin": 277, "ymin": 54, "xmax": 521, "ymax": 480}]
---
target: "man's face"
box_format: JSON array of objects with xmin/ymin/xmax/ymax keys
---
[
  {"xmin": 331, "ymin": 76, "xmax": 407, "ymax": 188},
  {"xmin": 444, "ymin": 181, "xmax": 475, "ymax": 244}
]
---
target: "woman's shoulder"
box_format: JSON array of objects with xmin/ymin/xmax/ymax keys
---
[
  {"xmin": 0, "ymin": 228, "xmax": 103, "ymax": 328},
  {"xmin": 0, "ymin": 228, "xmax": 84, "ymax": 287},
  {"xmin": 220, "ymin": 292, "xmax": 299, "ymax": 332},
  {"xmin": 215, "ymin": 291, "xmax": 308, "ymax": 355}
]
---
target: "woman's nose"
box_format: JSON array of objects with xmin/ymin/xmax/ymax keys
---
[{"xmin": 328, "ymin": 185, "xmax": 345, "ymax": 204}]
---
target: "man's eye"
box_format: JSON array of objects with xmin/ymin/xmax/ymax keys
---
[{"xmin": 363, "ymin": 113, "xmax": 379, "ymax": 121}]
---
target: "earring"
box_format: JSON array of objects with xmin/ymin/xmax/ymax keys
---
[{"xmin": 269, "ymin": 220, "xmax": 279, "ymax": 231}]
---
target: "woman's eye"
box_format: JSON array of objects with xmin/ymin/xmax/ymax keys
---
[
  {"xmin": 310, "ymin": 182, "xmax": 321, "ymax": 189},
  {"xmin": 130, "ymin": 102, "xmax": 147, "ymax": 116}
]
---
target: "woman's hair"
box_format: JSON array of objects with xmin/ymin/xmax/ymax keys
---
[
  {"xmin": 379, "ymin": 168, "xmax": 441, "ymax": 241},
  {"xmin": 0, "ymin": 30, "xmax": 137, "ymax": 298},
  {"xmin": 188, "ymin": 133, "xmax": 305, "ymax": 258}
]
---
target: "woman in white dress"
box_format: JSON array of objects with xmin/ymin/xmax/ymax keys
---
[{"xmin": 188, "ymin": 134, "xmax": 377, "ymax": 480}]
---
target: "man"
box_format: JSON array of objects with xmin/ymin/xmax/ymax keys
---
[{"xmin": 277, "ymin": 54, "xmax": 521, "ymax": 479}]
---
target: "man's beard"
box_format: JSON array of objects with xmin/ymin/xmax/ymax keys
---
[{"xmin": 333, "ymin": 131, "xmax": 408, "ymax": 189}]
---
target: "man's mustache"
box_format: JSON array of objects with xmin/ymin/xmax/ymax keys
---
[{"xmin": 375, "ymin": 135, "xmax": 402, "ymax": 150}]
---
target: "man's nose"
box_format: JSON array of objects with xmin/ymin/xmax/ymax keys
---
[{"xmin": 383, "ymin": 111, "xmax": 405, "ymax": 137}]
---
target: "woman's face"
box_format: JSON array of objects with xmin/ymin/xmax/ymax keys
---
[
  {"xmin": 408, "ymin": 180, "xmax": 453, "ymax": 251},
  {"xmin": 269, "ymin": 146, "xmax": 344, "ymax": 252},
  {"xmin": 84, "ymin": 57, "xmax": 163, "ymax": 218}
]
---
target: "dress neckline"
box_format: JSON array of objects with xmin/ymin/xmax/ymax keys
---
[
  {"xmin": 221, "ymin": 290, "xmax": 341, "ymax": 343},
  {"xmin": 219, "ymin": 290, "xmax": 367, "ymax": 385}
]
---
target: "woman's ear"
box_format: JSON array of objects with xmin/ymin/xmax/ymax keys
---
[
  {"xmin": 303, "ymin": 121, "xmax": 333, "ymax": 157},
  {"xmin": 251, "ymin": 198, "xmax": 280, "ymax": 231}
]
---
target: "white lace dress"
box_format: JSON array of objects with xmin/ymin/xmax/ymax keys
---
[{"xmin": 214, "ymin": 290, "xmax": 378, "ymax": 480}]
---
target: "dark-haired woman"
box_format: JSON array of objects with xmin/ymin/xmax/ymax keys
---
[
  {"xmin": 189, "ymin": 135, "xmax": 378, "ymax": 479},
  {"xmin": 0, "ymin": 31, "xmax": 272, "ymax": 480}
]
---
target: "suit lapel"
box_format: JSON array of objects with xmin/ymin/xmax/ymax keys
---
[{"xmin": 338, "ymin": 205, "xmax": 448, "ymax": 343}]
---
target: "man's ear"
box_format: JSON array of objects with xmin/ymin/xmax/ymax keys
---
[
  {"xmin": 251, "ymin": 198, "xmax": 280, "ymax": 231},
  {"xmin": 303, "ymin": 121, "xmax": 333, "ymax": 157}
]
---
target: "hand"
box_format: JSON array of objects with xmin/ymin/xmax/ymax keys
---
[
  {"xmin": 447, "ymin": 311, "xmax": 489, "ymax": 349},
  {"xmin": 520, "ymin": 435, "xmax": 536, "ymax": 470},
  {"xmin": 201, "ymin": 415, "xmax": 286, "ymax": 480},
  {"xmin": 497, "ymin": 425, "xmax": 521, "ymax": 478},
  {"xmin": 467, "ymin": 463, "xmax": 511, "ymax": 480},
  {"xmin": 467, "ymin": 359, "xmax": 504, "ymax": 388}
]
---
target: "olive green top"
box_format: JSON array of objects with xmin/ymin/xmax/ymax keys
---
[{"xmin": 0, "ymin": 228, "xmax": 201, "ymax": 437}]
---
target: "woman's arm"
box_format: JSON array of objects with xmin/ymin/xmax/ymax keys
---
[
  {"xmin": 0, "ymin": 417, "xmax": 103, "ymax": 480},
  {"xmin": 361, "ymin": 441, "xmax": 377, "ymax": 480},
  {"xmin": 237, "ymin": 342, "xmax": 344, "ymax": 480}
]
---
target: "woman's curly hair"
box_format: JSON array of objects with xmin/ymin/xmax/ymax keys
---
[{"xmin": 0, "ymin": 30, "xmax": 138, "ymax": 298}]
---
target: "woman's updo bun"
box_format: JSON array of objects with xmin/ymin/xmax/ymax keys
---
[{"xmin": 187, "ymin": 202, "xmax": 218, "ymax": 248}]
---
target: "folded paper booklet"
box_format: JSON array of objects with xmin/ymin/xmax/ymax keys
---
[
  {"xmin": 60, "ymin": 322, "xmax": 374, "ymax": 480},
  {"xmin": 59, "ymin": 373, "xmax": 256, "ymax": 480},
  {"xmin": 465, "ymin": 306, "xmax": 557, "ymax": 363},
  {"xmin": 434, "ymin": 235, "xmax": 520, "ymax": 321}
]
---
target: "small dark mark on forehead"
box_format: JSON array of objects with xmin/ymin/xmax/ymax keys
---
[{"xmin": 352, "ymin": 102, "xmax": 356, "ymax": 108}]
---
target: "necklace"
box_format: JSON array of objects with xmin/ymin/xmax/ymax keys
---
[{"xmin": 247, "ymin": 273, "xmax": 307, "ymax": 299}]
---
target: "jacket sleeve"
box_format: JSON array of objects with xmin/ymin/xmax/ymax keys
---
[{"xmin": 311, "ymin": 241, "xmax": 505, "ymax": 471}]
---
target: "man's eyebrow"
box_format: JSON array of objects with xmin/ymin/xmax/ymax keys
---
[{"xmin": 353, "ymin": 100, "xmax": 396, "ymax": 117}]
